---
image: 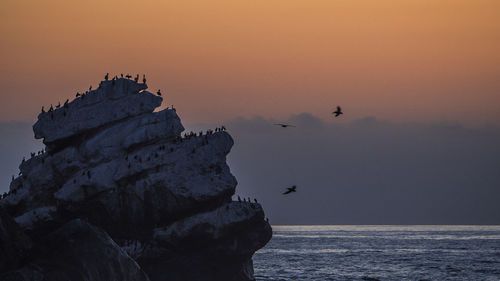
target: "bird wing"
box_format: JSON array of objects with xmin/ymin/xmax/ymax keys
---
[
  {"xmin": 274, "ymin": 123, "xmax": 284, "ymax": 126},
  {"xmin": 283, "ymin": 190, "xmax": 292, "ymax": 195}
]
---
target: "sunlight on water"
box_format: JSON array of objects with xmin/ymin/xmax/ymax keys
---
[{"xmin": 254, "ymin": 225, "xmax": 500, "ymax": 281}]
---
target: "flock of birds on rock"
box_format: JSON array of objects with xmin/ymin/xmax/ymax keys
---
[
  {"xmin": 38, "ymin": 73, "xmax": 169, "ymax": 121},
  {"xmin": 5, "ymin": 73, "xmax": 345, "ymax": 225},
  {"xmin": 3, "ymin": 73, "xmax": 173, "ymax": 200}
]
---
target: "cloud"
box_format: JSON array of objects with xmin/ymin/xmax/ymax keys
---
[{"xmin": 210, "ymin": 114, "xmax": 500, "ymax": 225}]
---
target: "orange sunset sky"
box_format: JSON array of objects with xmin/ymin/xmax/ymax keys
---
[{"xmin": 1, "ymin": 0, "xmax": 499, "ymax": 125}]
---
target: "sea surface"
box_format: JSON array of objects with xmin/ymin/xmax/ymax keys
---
[{"xmin": 253, "ymin": 225, "xmax": 500, "ymax": 281}]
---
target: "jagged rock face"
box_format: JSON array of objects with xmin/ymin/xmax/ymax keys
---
[
  {"xmin": 0, "ymin": 219, "xmax": 150, "ymax": 281},
  {"xmin": 0, "ymin": 208, "xmax": 32, "ymax": 273},
  {"xmin": 33, "ymin": 79, "xmax": 157, "ymax": 145},
  {"xmin": 0, "ymin": 77, "xmax": 271, "ymax": 281},
  {"xmin": 140, "ymin": 202, "xmax": 272, "ymax": 281}
]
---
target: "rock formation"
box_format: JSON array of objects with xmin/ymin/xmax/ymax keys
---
[{"xmin": 0, "ymin": 77, "xmax": 272, "ymax": 281}]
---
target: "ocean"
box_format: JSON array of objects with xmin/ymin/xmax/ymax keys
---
[{"xmin": 253, "ymin": 225, "xmax": 500, "ymax": 281}]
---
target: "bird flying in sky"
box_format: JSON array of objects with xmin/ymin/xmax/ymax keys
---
[
  {"xmin": 274, "ymin": 123, "xmax": 296, "ymax": 128},
  {"xmin": 283, "ymin": 185, "xmax": 297, "ymax": 195},
  {"xmin": 333, "ymin": 106, "xmax": 343, "ymax": 117}
]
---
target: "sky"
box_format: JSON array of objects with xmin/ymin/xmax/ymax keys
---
[
  {"xmin": 0, "ymin": 0, "xmax": 499, "ymax": 224},
  {"xmin": 1, "ymin": 0, "xmax": 499, "ymax": 125}
]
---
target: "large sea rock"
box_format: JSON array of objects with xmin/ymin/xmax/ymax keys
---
[{"xmin": 0, "ymin": 77, "xmax": 272, "ymax": 281}]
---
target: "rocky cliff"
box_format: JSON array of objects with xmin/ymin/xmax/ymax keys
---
[{"xmin": 0, "ymin": 77, "xmax": 272, "ymax": 281}]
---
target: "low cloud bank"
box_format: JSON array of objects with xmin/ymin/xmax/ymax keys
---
[
  {"xmin": 188, "ymin": 113, "xmax": 500, "ymax": 224},
  {"xmin": 0, "ymin": 122, "xmax": 44, "ymax": 193}
]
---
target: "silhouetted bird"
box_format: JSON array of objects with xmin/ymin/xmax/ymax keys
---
[
  {"xmin": 105, "ymin": 73, "xmax": 109, "ymax": 81},
  {"xmin": 283, "ymin": 185, "xmax": 297, "ymax": 195},
  {"xmin": 126, "ymin": 74, "xmax": 132, "ymax": 79},
  {"xmin": 41, "ymin": 106, "xmax": 45, "ymax": 114},
  {"xmin": 134, "ymin": 74, "xmax": 139, "ymax": 82},
  {"xmin": 157, "ymin": 89, "xmax": 161, "ymax": 96},
  {"xmin": 89, "ymin": 86, "xmax": 92, "ymax": 91},
  {"xmin": 254, "ymin": 198, "xmax": 258, "ymax": 203},
  {"xmin": 238, "ymin": 196, "xmax": 241, "ymax": 202},
  {"xmin": 56, "ymin": 102, "xmax": 61, "ymax": 109},
  {"xmin": 76, "ymin": 92, "xmax": 81, "ymax": 97},
  {"xmin": 143, "ymin": 74, "xmax": 146, "ymax": 84},
  {"xmin": 333, "ymin": 106, "xmax": 343, "ymax": 117},
  {"xmin": 64, "ymin": 99, "xmax": 69, "ymax": 107},
  {"xmin": 274, "ymin": 123, "xmax": 295, "ymax": 128}
]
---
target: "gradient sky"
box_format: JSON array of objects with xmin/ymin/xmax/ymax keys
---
[
  {"xmin": 1, "ymin": 0, "xmax": 499, "ymax": 125},
  {"xmin": 1, "ymin": 1, "xmax": 499, "ymax": 224}
]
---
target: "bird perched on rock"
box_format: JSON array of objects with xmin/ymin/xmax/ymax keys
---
[
  {"xmin": 105, "ymin": 73, "xmax": 109, "ymax": 81},
  {"xmin": 274, "ymin": 123, "xmax": 296, "ymax": 128},
  {"xmin": 333, "ymin": 106, "xmax": 343, "ymax": 117},
  {"xmin": 157, "ymin": 89, "xmax": 161, "ymax": 96},
  {"xmin": 143, "ymin": 74, "xmax": 146, "ymax": 84},
  {"xmin": 283, "ymin": 185, "xmax": 297, "ymax": 195}
]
